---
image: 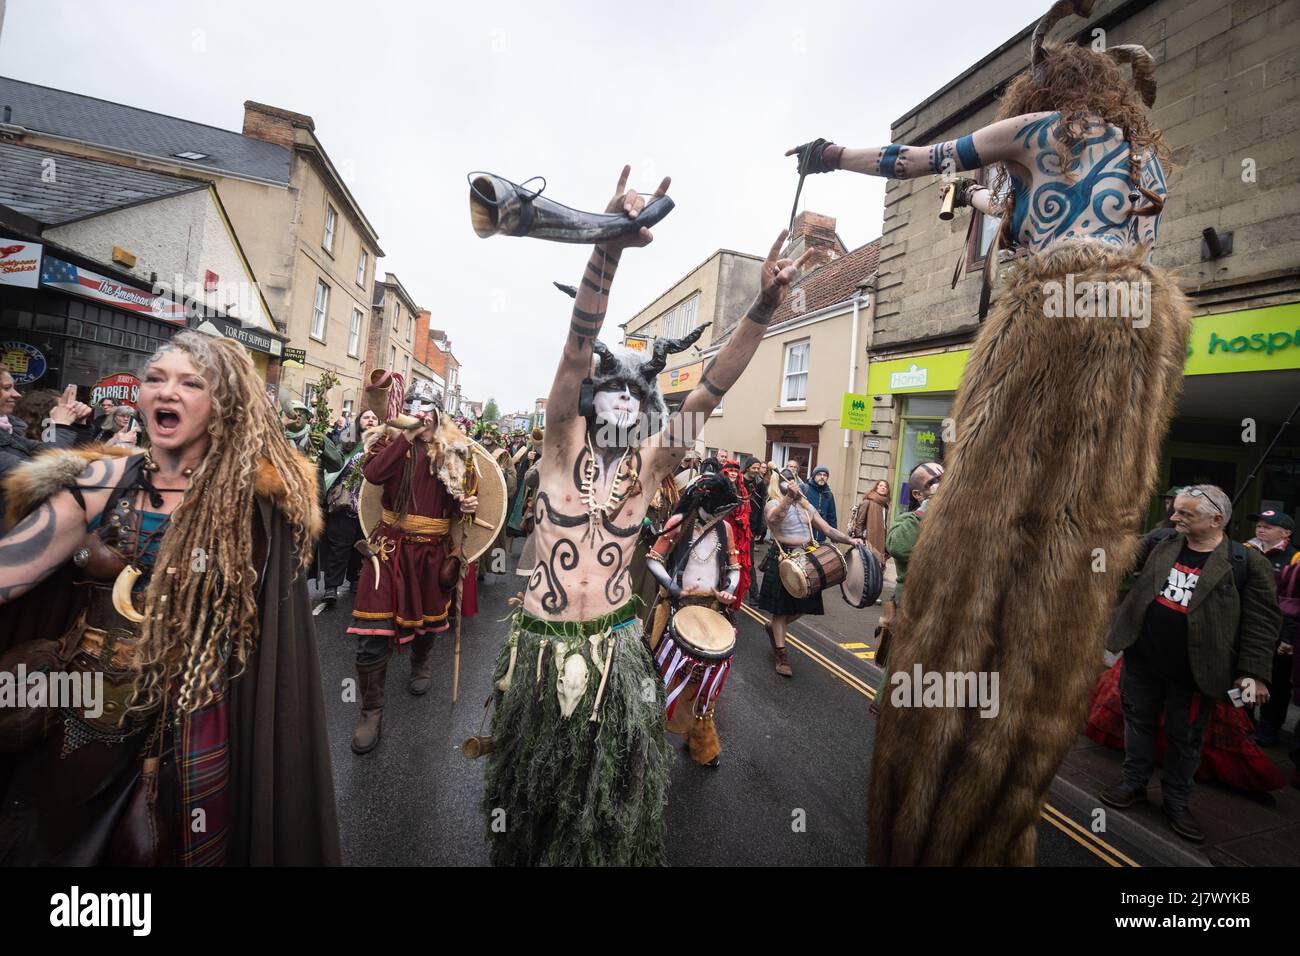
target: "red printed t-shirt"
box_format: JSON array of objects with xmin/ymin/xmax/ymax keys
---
[{"xmin": 1128, "ymin": 544, "xmax": 1212, "ymax": 688}]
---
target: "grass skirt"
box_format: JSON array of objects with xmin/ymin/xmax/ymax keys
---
[{"xmin": 482, "ymin": 606, "xmax": 670, "ymax": 866}]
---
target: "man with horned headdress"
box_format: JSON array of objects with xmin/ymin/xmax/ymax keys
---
[
  {"xmin": 480, "ymin": 167, "xmax": 813, "ymax": 866},
  {"xmin": 788, "ymin": 1, "xmax": 1195, "ymax": 865}
]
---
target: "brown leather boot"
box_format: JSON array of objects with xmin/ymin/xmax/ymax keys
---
[
  {"xmin": 408, "ymin": 634, "xmax": 434, "ymax": 696},
  {"xmin": 774, "ymin": 645, "xmax": 793, "ymax": 678},
  {"xmin": 351, "ymin": 652, "xmax": 390, "ymax": 754}
]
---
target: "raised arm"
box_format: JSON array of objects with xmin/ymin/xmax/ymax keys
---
[
  {"xmin": 645, "ymin": 230, "xmax": 812, "ymax": 482},
  {"xmin": 785, "ymin": 113, "xmax": 1059, "ymax": 180},
  {"xmin": 546, "ymin": 166, "xmax": 670, "ymax": 457},
  {"xmin": 0, "ymin": 453, "xmax": 124, "ymax": 605}
]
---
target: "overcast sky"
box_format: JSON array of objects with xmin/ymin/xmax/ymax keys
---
[{"xmin": 0, "ymin": 0, "xmax": 1047, "ymax": 412}]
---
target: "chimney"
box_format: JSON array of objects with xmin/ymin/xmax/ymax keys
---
[
  {"xmin": 786, "ymin": 211, "xmax": 840, "ymax": 274},
  {"xmin": 242, "ymin": 101, "xmax": 315, "ymax": 148}
]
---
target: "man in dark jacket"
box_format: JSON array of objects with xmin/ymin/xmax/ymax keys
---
[
  {"xmin": 743, "ymin": 457, "xmax": 767, "ymax": 601},
  {"xmin": 803, "ymin": 464, "xmax": 837, "ymax": 543},
  {"xmin": 1244, "ymin": 509, "xmax": 1298, "ymax": 746},
  {"xmin": 1101, "ymin": 485, "xmax": 1281, "ymax": 843}
]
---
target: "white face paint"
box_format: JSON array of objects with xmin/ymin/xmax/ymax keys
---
[{"xmin": 592, "ymin": 383, "xmax": 641, "ymax": 431}]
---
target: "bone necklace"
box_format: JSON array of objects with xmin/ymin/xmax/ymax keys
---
[{"xmin": 579, "ymin": 435, "xmax": 636, "ymax": 543}]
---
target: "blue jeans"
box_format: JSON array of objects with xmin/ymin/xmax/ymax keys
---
[{"xmin": 1119, "ymin": 653, "xmax": 1213, "ymax": 812}]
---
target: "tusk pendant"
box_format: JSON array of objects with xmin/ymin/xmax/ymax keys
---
[{"xmin": 112, "ymin": 565, "xmax": 147, "ymax": 624}]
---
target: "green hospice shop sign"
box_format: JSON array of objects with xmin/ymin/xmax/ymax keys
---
[
  {"xmin": 1185, "ymin": 303, "xmax": 1300, "ymax": 376},
  {"xmin": 840, "ymin": 392, "xmax": 872, "ymax": 430}
]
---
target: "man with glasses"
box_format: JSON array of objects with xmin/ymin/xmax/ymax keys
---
[{"xmin": 1101, "ymin": 484, "xmax": 1280, "ymax": 842}]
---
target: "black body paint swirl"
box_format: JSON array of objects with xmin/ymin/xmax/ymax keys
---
[{"xmin": 598, "ymin": 541, "xmax": 627, "ymax": 605}]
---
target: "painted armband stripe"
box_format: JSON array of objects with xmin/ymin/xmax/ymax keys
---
[
  {"xmin": 955, "ymin": 134, "xmax": 982, "ymax": 171},
  {"xmin": 880, "ymin": 144, "xmax": 903, "ymax": 178}
]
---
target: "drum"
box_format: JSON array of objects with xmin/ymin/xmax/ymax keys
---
[
  {"xmin": 653, "ymin": 604, "xmax": 736, "ymax": 726},
  {"xmin": 778, "ymin": 543, "xmax": 847, "ymax": 600},
  {"xmin": 840, "ymin": 543, "xmax": 883, "ymax": 609}
]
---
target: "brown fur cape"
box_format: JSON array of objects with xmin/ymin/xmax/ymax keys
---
[{"xmin": 868, "ymin": 240, "xmax": 1191, "ymax": 865}]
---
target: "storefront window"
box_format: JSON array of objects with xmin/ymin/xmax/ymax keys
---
[{"xmin": 895, "ymin": 394, "xmax": 954, "ymax": 510}]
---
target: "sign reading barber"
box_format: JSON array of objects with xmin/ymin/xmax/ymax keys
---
[{"xmin": 91, "ymin": 371, "xmax": 141, "ymax": 408}]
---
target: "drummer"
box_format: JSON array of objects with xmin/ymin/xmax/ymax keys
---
[
  {"xmin": 757, "ymin": 468, "xmax": 864, "ymax": 677},
  {"xmin": 644, "ymin": 474, "xmax": 742, "ymax": 767}
]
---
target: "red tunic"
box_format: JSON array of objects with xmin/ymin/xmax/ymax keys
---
[{"xmin": 348, "ymin": 434, "xmax": 457, "ymax": 642}]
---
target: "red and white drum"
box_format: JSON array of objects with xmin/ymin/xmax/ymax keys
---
[{"xmin": 654, "ymin": 604, "xmax": 735, "ymax": 727}]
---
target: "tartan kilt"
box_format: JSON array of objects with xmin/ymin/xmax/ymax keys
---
[{"xmin": 755, "ymin": 545, "xmax": 824, "ymax": 616}]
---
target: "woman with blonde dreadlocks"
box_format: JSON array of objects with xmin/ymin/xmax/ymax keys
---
[
  {"xmin": 0, "ymin": 331, "xmax": 338, "ymax": 865},
  {"xmin": 788, "ymin": 1, "xmax": 1191, "ymax": 864}
]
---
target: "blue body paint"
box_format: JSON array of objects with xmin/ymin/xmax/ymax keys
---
[
  {"xmin": 955, "ymin": 134, "xmax": 982, "ymax": 170},
  {"xmin": 880, "ymin": 144, "xmax": 903, "ymax": 178}
]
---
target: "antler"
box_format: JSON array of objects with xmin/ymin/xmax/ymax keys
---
[
  {"xmin": 1107, "ymin": 43, "xmax": 1158, "ymax": 107},
  {"xmin": 591, "ymin": 339, "xmax": 620, "ymax": 377},
  {"xmin": 642, "ymin": 322, "xmax": 712, "ymax": 376},
  {"xmin": 1030, "ymin": 0, "xmax": 1097, "ymax": 66}
]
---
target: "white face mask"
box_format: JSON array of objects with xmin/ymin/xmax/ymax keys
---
[{"xmin": 592, "ymin": 385, "xmax": 641, "ymax": 431}]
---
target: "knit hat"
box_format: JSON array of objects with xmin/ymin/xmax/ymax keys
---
[{"xmin": 812, "ymin": 465, "xmax": 830, "ymax": 479}]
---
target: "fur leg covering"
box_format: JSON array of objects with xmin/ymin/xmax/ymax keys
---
[
  {"xmin": 687, "ymin": 714, "xmax": 721, "ymax": 765},
  {"xmin": 868, "ymin": 240, "xmax": 1191, "ymax": 866}
]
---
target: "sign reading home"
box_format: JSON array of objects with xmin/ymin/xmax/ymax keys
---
[
  {"xmin": 889, "ymin": 364, "xmax": 929, "ymax": 390},
  {"xmin": 0, "ymin": 238, "xmax": 42, "ymax": 289},
  {"xmin": 40, "ymin": 255, "xmax": 188, "ymax": 325}
]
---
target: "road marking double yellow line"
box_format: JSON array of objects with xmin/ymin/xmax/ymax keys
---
[{"xmin": 738, "ymin": 603, "xmax": 1139, "ymax": 867}]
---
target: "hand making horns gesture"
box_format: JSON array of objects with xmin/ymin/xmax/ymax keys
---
[
  {"xmin": 757, "ymin": 229, "xmax": 815, "ymax": 310},
  {"xmin": 599, "ymin": 165, "xmax": 672, "ymax": 251}
]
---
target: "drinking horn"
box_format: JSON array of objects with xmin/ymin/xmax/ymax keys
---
[{"xmin": 469, "ymin": 172, "xmax": 675, "ymax": 243}]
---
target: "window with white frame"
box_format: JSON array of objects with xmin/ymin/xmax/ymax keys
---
[
  {"xmin": 356, "ymin": 250, "xmax": 368, "ymax": 287},
  {"xmin": 393, "ymin": 301, "xmax": 400, "ymax": 330},
  {"xmin": 406, "ymin": 313, "xmax": 413, "ymax": 342},
  {"xmin": 390, "ymin": 345, "xmax": 397, "ymax": 371},
  {"xmin": 324, "ymin": 204, "xmax": 337, "ymax": 253},
  {"xmin": 348, "ymin": 307, "xmax": 363, "ymax": 357},
  {"xmin": 658, "ymin": 292, "xmax": 700, "ymax": 339},
  {"xmin": 311, "ymin": 280, "xmax": 330, "ymax": 340},
  {"xmin": 781, "ymin": 340, "xmax": 809, "ymax": 406}
]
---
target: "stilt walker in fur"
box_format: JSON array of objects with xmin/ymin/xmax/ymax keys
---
[
  {"xmin": 790, "ymin": 0, "xmax": 1191, "ymax": 864},
  {"xmin": 472, "ymin": 165, "xmax": 815, "ymax": 865}
]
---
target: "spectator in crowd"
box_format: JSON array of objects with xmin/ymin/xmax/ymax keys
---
[
  {"xmin": 95, "ymin": 396, "xmax": 115, "ymax": 418},
  {"xmin": 0, "ymin": 374, "xmax": 93, "ymax": 490},
  {"xmin": 10, "ymin": 388, "xmax": 62, "ymax": 441},
  {"xmin": 850, "ymin": 478, "xmax": 891, "ymax": 569},
  {"xmin": 105, "ymin": 406, "xmax": 141, "ymax": 448},
  {"xmin": 802, "ymin": 465, "xmax": 838, "ymax": 543},
  {"xmin": 321, "ymin": 408, "xmax": 380, "ymax": 607},
  {"xmin": 1244, "ymin": 509, "xmax": 1298, "ymax": 746},
  {"xmin": 1101, "ymin": 485, "xmax": 1280, "ymax": 843},
  {"xmin": 1154, "ymin": 485, "xmax": 1181, "ymax": 530},
  {"xmin": 743, "ymin": 457, "xmax": 768, "ymax": 601},
  {"xmin": 886, "ymin": 463, "xmax": 942, "ymax": 611}
]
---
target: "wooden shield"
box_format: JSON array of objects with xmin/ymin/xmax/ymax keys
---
[{"xmin": 357, "ymin": 435, "xmax": 507, "ymax": 566}]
